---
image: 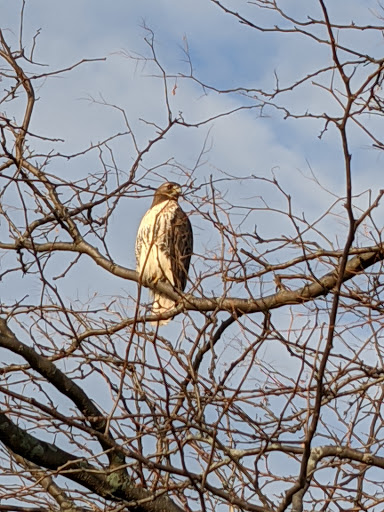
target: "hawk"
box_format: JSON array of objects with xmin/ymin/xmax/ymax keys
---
[{"xmin": 135, "ymin": 182, "xmax": 193, "ymax": 324}]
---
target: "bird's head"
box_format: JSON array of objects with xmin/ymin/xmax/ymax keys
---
[{"xmin": 152, "ymin": 182, "xmax": 182, "ymax": 205}]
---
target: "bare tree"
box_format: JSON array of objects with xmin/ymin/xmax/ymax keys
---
[{"xmin": 1, "ymin": 1, "xmax": 384, "ymax": 512}]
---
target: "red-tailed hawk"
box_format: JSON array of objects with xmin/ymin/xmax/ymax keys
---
[{"xmin": 135, "ymin": 182, "xmax": 193, "ymax": 324}]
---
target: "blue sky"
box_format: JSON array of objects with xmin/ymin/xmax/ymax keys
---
[
  {"xmin": 1, "ymin": 0, "xmax": 384, "ymax": 346},
  {"xmin": 0, "ymin": 0, "xmax": 383, "ymax": 334},
  {"xmin": 2, "ymin": 2, "xmax": 384, "ymax": 509}
]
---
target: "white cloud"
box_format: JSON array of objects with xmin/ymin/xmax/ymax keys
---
[{"xmin": 1, "ymin": 0, "xmax": 382, "ymax": 311}]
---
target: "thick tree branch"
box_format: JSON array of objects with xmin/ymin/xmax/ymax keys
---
[
  {"xmin": 0, "ymin": 319, "xmax": 125, "ymax": 469},
  {"xmin": 1, "ymin": 238, "xmax": 383, "ymax": 316},
  {"xmin": 10, "ymin": 450, "xmax": 81, "ymax": 512},
  {"xmin": 0, "ymin": 412, "xmax": 184, "ymax": 512}
]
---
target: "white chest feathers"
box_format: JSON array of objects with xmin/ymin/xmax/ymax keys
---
[{"xmin": 135, "ymin": 200, "xmax": 178, "ymax": 287}]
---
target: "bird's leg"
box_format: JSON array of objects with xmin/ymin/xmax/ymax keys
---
[{"xmin": 150, "ymin": 273, "xmax": 162, "ymax": 286}]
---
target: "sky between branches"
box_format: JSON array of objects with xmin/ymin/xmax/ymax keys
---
[{"xmin": 1, "ymin": 0, "xmax": 383, "ymax": 305}]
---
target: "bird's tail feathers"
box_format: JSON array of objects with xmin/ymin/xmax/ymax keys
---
[{"xmin": 150, "ymin": 293, "xmax": 175, "ymax": 325}]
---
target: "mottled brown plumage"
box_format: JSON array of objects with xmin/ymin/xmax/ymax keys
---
[{"xmin": 135, "ymin": 182, "xmax": 193, "ymax": 324}]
